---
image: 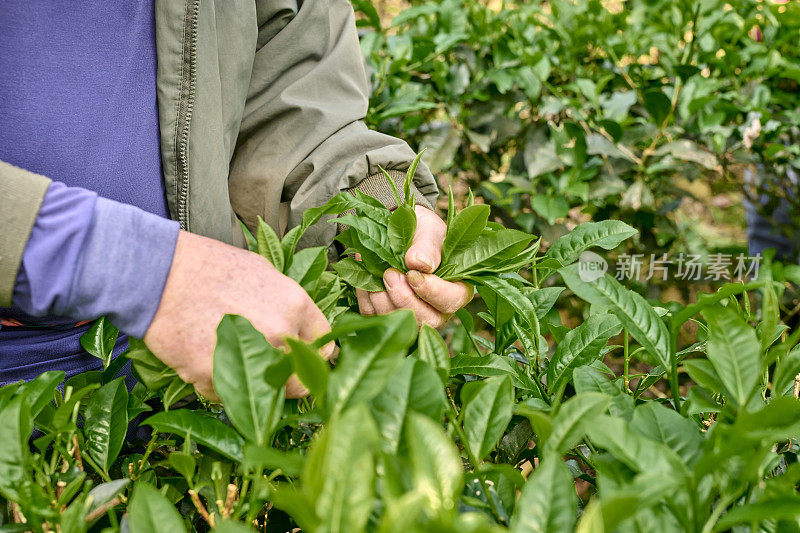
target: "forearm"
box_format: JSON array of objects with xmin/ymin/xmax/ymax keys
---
[{"xmin": 12, "ymin": 182, "xmax": 179, "ymax": 337}]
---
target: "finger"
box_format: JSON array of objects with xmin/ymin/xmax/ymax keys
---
[
  {"xmin": 356, "ymin": 289, "xmax": 376, "ymax": 315},
  {"xmin": 285, "ymin": 375, "xmax": 309, "ymax": 399},
  {"xmin": 298, "ymin": 304, "xmax": 331, "ymax": 343},
  {"xmin": 368, "ymin": 290, "xmax": 395, "ymax": 315},
  {"xmin": 406, "ymin": 270, "xmax": 474, "ymax": 314},
  {"xmin": 383, "ymin": 268, "xmax": 447, "ymax": 328},
  {"xmin": 405, "ymin": 206, "xmax": 446, "ymax": 274}
]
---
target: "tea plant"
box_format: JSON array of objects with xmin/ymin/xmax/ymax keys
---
[
  {"xmin": 358, "ymin": 0, "xmax": 800, "ymax": 255},
  {"xmin": 3, "ymin": 188, "xmax": 800, "ymax": 530}
]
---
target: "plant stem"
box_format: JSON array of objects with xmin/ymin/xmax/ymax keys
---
[
  {"xmin": 623, "ymin": 331, "xmax": 631, "ymax": 393},
  {"xmin": 82, "ymin": 454, "xmax": 111, "ymax": 483}
]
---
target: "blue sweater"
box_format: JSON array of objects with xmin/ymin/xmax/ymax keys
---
[{"xmin": 0, "ymin": 0, "xmax": 179, "ymax": 384}]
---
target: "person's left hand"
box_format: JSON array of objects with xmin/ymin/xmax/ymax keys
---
[{"xmin": 356, "ymin": 205, "xmax": 473, "ymax": 328}]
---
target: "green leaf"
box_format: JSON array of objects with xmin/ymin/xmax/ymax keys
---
[
  {"xmin": 682, "ymin": 358, "xmax": 725, "ymax": 395},
  {"xmin": 19, "ymin": 370, "xmax": 64, "ymax": 420},
  {"xmin": 547, "ymin": 314, "xmax": 622, "ymax": 393},
  {"xmin": 644, "ymin": 90, "xmax": 671, "ymax": 126},
  {"xmin": 703, "ymin": 306, "xmax": 760, "ymax": 407},
  {"xmin": 0, "ymin": 395, "xmax": 31, "ymax": 497},
  {"xmin": 630, "ymin": 403, "xmax": 703, "ymax": 465},
  {"xmin": 546, "ymin": 221, "xmax": 636, "ymax": 267},
  {"xmin": 387, "ymin": 205, "xmax": 417, "ymax": 260},
  {"xmin": 404, "ymin": 149, "xmax": 426, "ymax": 208},
  {"xmin": 144, "ymin": 410, "xmax": 244, "ymax": 462},
  {"xmin": 561, "ymin": 266, "xmax": 671, "ymax": 370},
  {"xmin": 87, "ymin": 478, "xmax": 130, "ymax": 514},
  {"xmin": 714, "ymin": 497, "xmax": 800, "ymax": 530},
  {"xmin": 301, "ymin": 404, "xmax": 377, "ymax": 532},
  {"xmin": 406, "ymin": 413, "xmax": 463, "ymax": 515},
  {"xmin": 286, "ymin": 337, "xmax": 329, "ymax": 399},
  {"xmin": 441, "ymin": 204, "xmax": 491, "ymax": 265},
  {"xmin": 337, "ymin": 214, "xmax": 402, "ymax": 270},
  {"xmin": 572, "ymin": 366, "xmax": 634, "ymax": 418},
  {"xmin": 83, "ymin": 377, "xmax": 129, "ymax": 473},
  {"xmin": 585, "ymin": 414, "xmax": 687, "ymax": 476},
  {"xmin": 256, "ymin": 216, "xmax": 285, "ymax": 272},
  {"xmin": 128, "ymin": 482, "xmax": 186, "ymax": 533},
  {"xmin": 167, "ymin": 451, "xmax": 195, "ymax": 482},
  {"xmin": 331, "ymin": 257, "xmax": 384, "ymax": 291},
  {"xmin": 510, "ymin": 459, "xmax": 577, "ymax": 533},
  {"xmin": 462, "ymin": 376, "xmax": 514, "ymax": 460},
  {"xmin": 327, "ymin": 310, "xmax": 417, "ymax": 413},
  {"xmin": 417, "ymin": 324, "xmax": 451, "ymax": 384},
  {"xmin": 285, "ymin": 247, "xmax": 328, "ymax": 293},
  {"xmin": 242, "ymin": 444, "xmax": 305, "ymax": 477},
  {"xmin": 213, "ymin": 315, "xmax": 291, "ymax": 444},
  {"xmin": 380, "ymin": 165, "xmax": 403, "ymax": 206},
  {"xmin": 546, "ymin": 392, "xmax": 610, "ymax": 455},
  {"xmin": 774, "ymin": 345, "xmax": 800, "ymax": 397},
  {"xmin": 370, "ymin": 358, "xmax": 446, "ymax": 453},
  {"xmin": 471, "ymin": 275, "xmax": 539, "ymax": 333},
  {"xmin": 446, "ymin": 186, "xmax": 456, "ymax": 227},
  {"xmin": 80, "ymin": 317, "xmax": 119, "ymax": 369},
  {"xmin": 439, "ymin": 229, "xmax": 534, "ymax": 279},
  {"xmin": 449, "ymin": 353, "xmax": 537, "ymax": 392},
  {"xmin": 127, "ymin": 338, "xmax": 185, "ymax": 391},
  {"xmin": 524, "ymin": 287, "xmax": 565, "ymax": 320}
]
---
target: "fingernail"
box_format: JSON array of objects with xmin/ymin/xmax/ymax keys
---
[
  {"xmin": 415, "ymin": 254, "xmax": 434, "ymax": 272},
  {"xmin": 383, "ymin": 269, "xmax": 398, "ymax": 290},
  {"xmin": 407, "ymin": 270, "xmax": 424, "ymax": 288}
]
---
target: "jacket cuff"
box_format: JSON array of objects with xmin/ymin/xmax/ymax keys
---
[
  {"xmin": 348, "ymin": 169, "xmax": 434, "ymax": 212},
  {"xmin": 0, "ymin": 161, "xmax": 52, "ymax": 307}
]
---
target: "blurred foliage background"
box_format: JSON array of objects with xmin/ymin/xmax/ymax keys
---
[{"xmin": 353, "ymin": 0, "xmax": 800, "ymax": 277}]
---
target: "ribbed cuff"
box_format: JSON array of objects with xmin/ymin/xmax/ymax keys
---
[
  {"xmin": 348, "ymin": 169, "xmax": 433, "ymax": 211},
  {"xmin": 63, "ymin": 197, "xmax": 180, "ymax": 338}
]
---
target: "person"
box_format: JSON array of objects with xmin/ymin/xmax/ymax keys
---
[{"xmin": 0, "ymin": 0, "xmax": 473, "ymax": 399}]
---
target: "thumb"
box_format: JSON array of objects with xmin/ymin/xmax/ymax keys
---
[{"xmin": 405, "ymin": 206, "xmax": 446, "ymax": 274}]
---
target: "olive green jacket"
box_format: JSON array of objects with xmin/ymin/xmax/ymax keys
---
[{"xmin": 0, "ymin": 0, "xmax": 437, "ymax": 307}]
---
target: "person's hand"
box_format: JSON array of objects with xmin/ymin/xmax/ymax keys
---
[
  {"xmin": 356, "ymin": 205, "xmax": 473, "ymax": 328},
  {"xmin": 143, "ymin": 231, "xmax": 333, "ymax": 400}
]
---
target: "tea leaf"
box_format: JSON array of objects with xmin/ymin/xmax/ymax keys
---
[
  {"xmin": 337, "ymin": 214, "xmax": 402, "ymax": 270},
  {"xmin": 80, "ymin": 317, "xmax": 119, "ymax": 369},
  {"xmin": 144, "ymin": 410, "xmax": 244, "ymax": 462},
  {"xmin": 631, "ymin": 403, "xmax": 703, "ymax": 465},
  {"xmin": 547, "ymin": 314, "xmax": 622, "ymax": 393},
  {"xmin": 546, "ymin": 221, "xmax": 637, "ymax": 267},
  {"xmin": 286, "ymin": 338, "xmax": 330, "ymax": 399},
  {"xmin": 441, "ymin": 204, "xmax": 490, "ymax": 265},
  {"xmin": 370, "ymin": 358, "xmax": 446, "ymax": 453},
  {"xmin": 128, "ymin": 482, "xmax": 186, "ymax": 533},
  {"xmin": 417, "ymin": 324, "xmax": 451, "ymax": 384},
  {"xmin": 256, "ymin": 216, "xmax": 285, "ymax": 272},
  {"xmin": 546, "ymin": 392, "xmax": 610, "ymax": 455},
  {"xmin": 406, "ymin": 413, "xmax": 463, "ymax": 515},
  {"xmin": 561, "ymin": 266, "xmax": 671, "ymax": 370},
  {"xmin": 327, "ymin": 310, "xmax": 417, "ymax": 413},
  {"xmin": 331, "ymin": 257, "xmax": 384, "ymax": 292},
  {"xmin": 387, "ymin": 205, "xmax": 417, "ymax": 259},
  {"xmin": 510, "ymin": 459, "xmax": 577, "ymax": 533},
  {"xmin": 213, "ymin": 315, "xmax": 291, "ymax": 445},
  {"xmin": 84, "ymin": 377, "xmax": 129, "ymax": 473},
  {"xmin": 462, "ymin": 376, "xmax": 514, "ymax": 460},
  {"xmin": 404, "ymin": 149, "xmax": 426, "ymax": 208},
  {"xmin": 286, "ymin": 246, "xmax": 328, "ymax": 293},
  {"xmin": 703, "ymin": 306, "xmax": 760, "ymax": 407}
]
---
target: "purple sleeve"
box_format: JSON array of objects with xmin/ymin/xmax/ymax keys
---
[{"xmin": 13, "ymin": 182, "xmax": 180, "ymax": 338}]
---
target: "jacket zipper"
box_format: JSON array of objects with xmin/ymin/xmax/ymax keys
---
[{"xmin": 175, "ymin": 0, "xmax": 199, "ymax": 230}]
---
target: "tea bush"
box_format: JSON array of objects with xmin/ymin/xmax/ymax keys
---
[
  {"xmin": 357, "ymin": 0, "xmax": 800, "ymax": 254},
  {"xmin": 4, "ymin": 169, "xmax": 800, "ymax": 531}
]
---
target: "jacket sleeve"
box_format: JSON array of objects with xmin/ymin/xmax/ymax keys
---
[
  {"xmin": 228, "ymin": 0, "xmax": 438, "ymax": 252},
  {"xmin": 0, "ymin": 160, "xmax": 51, "ymax": 307}
]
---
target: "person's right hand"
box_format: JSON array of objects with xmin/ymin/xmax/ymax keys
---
[{"xmin": 143, "ymin": 230, "xmax": 333, "ymax": 400}]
